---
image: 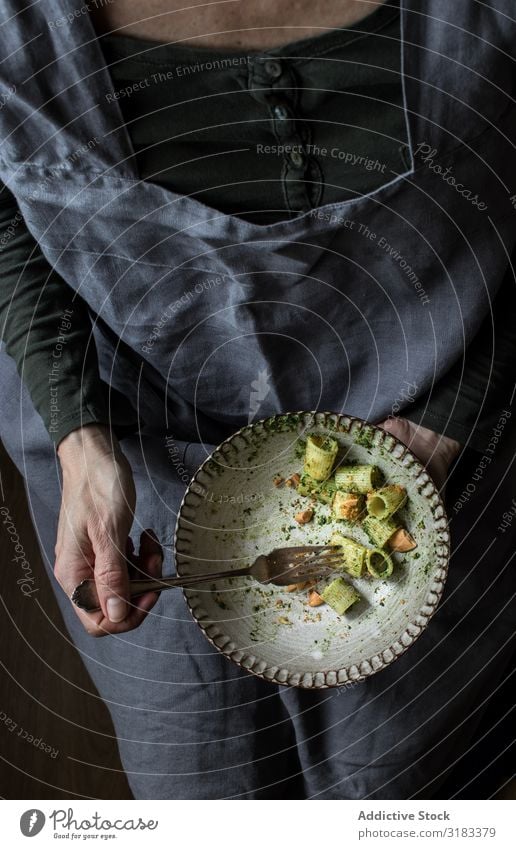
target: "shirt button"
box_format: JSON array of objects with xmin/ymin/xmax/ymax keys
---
[
  {"xmin": 289, "ymin": 150, "xmax": 305, "ymax": 168},
  {"xmin": 273, "ymin": 104, "xmax": 289, "ymax": 121},
  {"xmin": 264, "ymin": 59, "xmax": 282, "ymax": 79}
]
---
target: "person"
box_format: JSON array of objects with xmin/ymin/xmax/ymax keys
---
[{"xmin": 0, "ymin": 0, "xmax": 515, "ymax": 799}]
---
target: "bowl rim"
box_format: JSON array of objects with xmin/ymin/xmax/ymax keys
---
[{"xmin": 174, "ymin": 411, "xmax": 451, "ymax": 689}]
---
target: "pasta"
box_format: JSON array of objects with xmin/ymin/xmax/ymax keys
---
[
  {"xmin": 365, "ymin": 548, "xmax": 394, "ymax": 579},
  {"xmin": 321, "ymin": 578, "xmax": 361, "ymax": 615},
  {"xmin": 363, "ymin": 515, "xmax": 417, "ymax": 552},
  {"xmin": 362, "ymin": 514, "xmax": 401, "ymax": 549},
  {"xmin": 366, "ymin": 484, "xmax": 407, "ymax": 520},
  {"xmin": 332, "ymin": 491, "xmax": 365, "ymax": 522},
  {"xmin": 330, "ymin": 532, "xmax": 366, "ymax": 577},
  {"xmin": 297, "ymin": 473, "xmax": 336, "ymax": 504},
  {"xmin": 304, "ymin": 434, "xmax": 339, "ymax": 480},
  {"xmin": 274, "ymin": 428, "xmax": 421, "ymax": 615},
  {"xmin": 334, "ymin": 464, "xmax": 383, "ymax": 493}
]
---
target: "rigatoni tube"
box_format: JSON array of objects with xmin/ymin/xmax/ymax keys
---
[
  {"xmin": 332, "ymin": 491, "xmax": 365, "ymax": 522},
  {"xmin": 297, "ymin": 473, "xmax": 336, "ymax": 504},
  {"xmin": 362, "ymin": 515, "xmax": 417, "ymax": 551},
  {"xmin": 321, "ymin": 578, "xmax": 361, "ymax": 615},
  {"xmin": 362, "ymin": 515, "xmax": 401, "ymax": 549},
  {"xmin": 304, "ymin": 434, "xmax": 339, "ymax": 481},
  {"xmin": 330, "ymin": 532, "xmax": 366, "ymax": 578},
  {"xmin": 366, "ymin": 484, "xmax": 407, "ymax": 520},
  {"xmin": 365, "ymin": 548, "xmax": 394, "ymax": 579},
  {"xmin": 334, "ymin": 464, "xmax": 383, "ymax": 493}
]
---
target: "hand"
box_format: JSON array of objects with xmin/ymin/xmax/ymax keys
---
[
  {"xmin": 376, "ymin": 417, "xmax": 461, "ymax": 491},
  {"xmin": 55, "ymin": 425, "xmax": 163, "ymax": 636}
]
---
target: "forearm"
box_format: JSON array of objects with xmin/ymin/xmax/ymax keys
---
[{"xmin": 0, "ymin": 185, "xmax": 123, "ymax": 444}]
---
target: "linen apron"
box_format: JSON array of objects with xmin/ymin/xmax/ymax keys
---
[{"xmin": 0, "ymin": 0, "xmax": 515, "ymax": 798}]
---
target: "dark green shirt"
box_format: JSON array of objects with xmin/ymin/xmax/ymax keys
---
[
  {"xmin": 0, "ymin": 2, "xmax": 514, "ymax": 449},
  {"xmin": 100, "ymin": 2, "xmax": 407, "ymax": 223}
]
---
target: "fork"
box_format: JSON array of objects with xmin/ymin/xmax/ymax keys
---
[{"xmin": 71, "ymin": 545, "xmax": 342, "ymax": 612}]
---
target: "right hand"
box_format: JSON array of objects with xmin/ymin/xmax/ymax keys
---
[
  {"xmin": 55, "ymin": 424, "xmax": 163, "ymax": 636},
  {"xmin": 377, "ymin": 417, "xmax": 461, "ymax": 491}
]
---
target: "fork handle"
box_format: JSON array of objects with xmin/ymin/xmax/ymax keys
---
[{"xmin": 71, "ymin": 567, "xmax": 251, "ymax": 612}]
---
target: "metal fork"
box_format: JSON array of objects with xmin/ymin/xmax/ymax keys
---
[{"xmin": 71, "ymin": 545, "xmax": 341, "ymax": 612}]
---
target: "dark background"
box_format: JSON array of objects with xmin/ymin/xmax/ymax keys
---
[{"xmin": 0, "ymin": 440, "xmax": 131, "ymax": 799}]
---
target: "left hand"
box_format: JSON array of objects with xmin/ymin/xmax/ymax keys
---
[
  {"xmin": 55, "ymin": 425, "xmax": 163, "ymax": 636},
  {"xmin": 376, "ymin": 417, "xmax": 461, "ymax": 491}
]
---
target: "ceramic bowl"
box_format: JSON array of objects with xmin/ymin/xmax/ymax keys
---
[{"xmin": 174, "ymin": 412, "xmax": 450, "ymax": 688}]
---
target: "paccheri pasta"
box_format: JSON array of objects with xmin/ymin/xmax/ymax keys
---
[{"xmin": 274, "ymin": 430, "xmax": 418, "ymax": 616}]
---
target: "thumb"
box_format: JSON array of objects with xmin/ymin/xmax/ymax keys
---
[{"xmin": 93, "ymin": 534, "xmax": 131, "ymax": 623}]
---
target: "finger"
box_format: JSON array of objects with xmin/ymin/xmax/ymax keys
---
[
  {"xmin": 70, "ymin": 584, "xmax": 158, "ymax": 636},
  {"xmin": 129, "ymin": 529, "xmax": 163, "ymax": 616},
  {"xmin": 93, "ymin": 531, "xmax": 131, "ymax": 624},
  {"xmin": 378, "ymin": 417, "xmax": 413, "ymax": 446}
]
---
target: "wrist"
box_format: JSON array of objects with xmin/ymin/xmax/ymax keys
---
[{"xmin": 57, "ymin": 424, "xmax": 120, "ymax": 468}]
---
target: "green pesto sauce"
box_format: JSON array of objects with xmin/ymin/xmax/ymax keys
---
[{"xmin": 355, "ymin": 427, "xmax": 375, "ymax": 449}]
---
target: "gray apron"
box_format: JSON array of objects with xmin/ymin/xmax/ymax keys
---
[{"xmin": 0, "ymin": 0, "xmax": 515, "ymax": 798}]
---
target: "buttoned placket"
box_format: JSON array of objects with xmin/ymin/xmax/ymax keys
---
[{"xmin": 246, "ymin": 54, "xmax": 322, "ymax": 215}]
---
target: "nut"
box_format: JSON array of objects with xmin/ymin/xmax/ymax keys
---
[
  {"xmin": 308, "ymin": 590, "xmax": 324, "ymax": 607},
  {"xmin": 389, "ymin": 528, "xmax": 417, "ymax": 552},
  {"xmin": 286, "ymin": 581, "xmax": 309, "ymax": 592},
  {"xmin": 294, "ymin": 507, "xmax": 314, "ymax": 524}
]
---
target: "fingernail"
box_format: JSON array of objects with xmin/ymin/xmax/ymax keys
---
[{"xmin": 106, "ymin": 597, "xmax": 127, "ymax": 623}]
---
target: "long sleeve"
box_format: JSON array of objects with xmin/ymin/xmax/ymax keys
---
[
  {"xmin": 0, "ymin": 183, "xmax": 135, "ymax": 445},
  {"xmin": 407, "ymin": 254, "xmax": 516, "ymax": 452}
]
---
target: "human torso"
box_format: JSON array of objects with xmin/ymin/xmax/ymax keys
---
[
  {"xmin": 97, "ymin": 1, "xmax": 405, "ymax": 223},
  {"xmin": 2, "ymin": 0, "xmax": 514, "ymax": 443}
]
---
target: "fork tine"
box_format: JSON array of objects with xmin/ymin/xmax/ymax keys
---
[
  {"xmin": 271, "ymin": 545, "xmax": 339, "ymax": 559},
  {"xmin": 284, "ymin": 564, "xmax": 340, "ymax": 582},
  {"xmin": 287, "ymin": 553, "xmax": 344, "ymax": 570},
  {"xmin": 274, "ymin": 556, "xmax": 344, "ymax": 582}
]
